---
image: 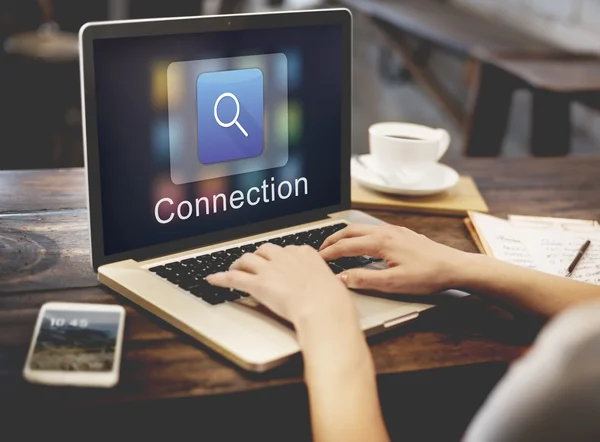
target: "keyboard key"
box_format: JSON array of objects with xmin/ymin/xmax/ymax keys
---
[
  {"xmin": 322, "ymin": 223, "xmax": 347, "ymax": 239},
  {"xmin": 280, "ymin": 234, "xmax": 298, "ymax": 246},
  {"xmin": 220, "ymin": 289, "xmax": 241, "ymax": 302},
  {"xmin": 164, "ymin": 272, "xmax": 183, "ymax": 285},
  {"xmin": 295, "ymin": 232, "xmax": 310, "ymax": 242},
  {"xmin": 321, "ymin": 227, "xmax": 335, "ymax": 236},
  {"xmin": 209, "ymin": 254, "xmax": 225, "ymax": 263},
  {"xmin": 177, "ymin": 275, "xmax": 202, "ymax": 291},
  {"xmin": 208, "ymin": 286, "xmax": 236, "ymax": 304},
  {"xmin": 186, "ymin": 259, "xmax": 205, "ymax": 270},
  {"xmin": 189, "ymin": 282, "xmax": 227, "ymax": 304},
  {"xmin": 333, "ymin": 257, "xmax": 370, "ymax": 270},
  {"xmin": 201, "ymin": 293, "xmax": 227, "ymax": 305},
  {"xmin": 150, "ymin": 267, "xmax": 172, "ymax": 279},
  {"xmin": 314, "ymin": 239, "xmax": 327, "ymax": 249},
  {"xmin": 292, "ymin": 235, "xmax": 306, "ymax": 246},
  {"xmin": 354, "ymin": 256, "xmax": 373, "ymax": 265},
  {"xmin": 189, "ymin": 283, "xmax": 208, "ymax": 296},
  {"xmin": 327, "ymin": 262, "xmax": 345, "ymax": 274},
  {"xmin": 194, "ymin": 256, "xmax": 210, "ymax": 266},
  {"xmin": 226, "ymin": 248, "xmax": 243, "ymax": 258},
  {"xmin": 165, "ymin": 262, "xmax": 186, "ymax": 274},
  {"xmin": 198, "ymin": 269, "xmax": 214, "ymax": 278},
  {"xmin": 306, "ymin": 239, "xmax": 322, "ymax": 250}
]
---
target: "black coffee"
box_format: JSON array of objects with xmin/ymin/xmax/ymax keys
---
[{"xmin": 385, "ymin": 135, "xmax": 424, "ymax": 141}]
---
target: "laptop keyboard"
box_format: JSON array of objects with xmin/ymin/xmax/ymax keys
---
[{"xmin": 148, "ymin": 223, "xmax": 381, "ymax": 306}]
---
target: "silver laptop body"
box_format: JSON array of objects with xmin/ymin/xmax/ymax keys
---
[{"xmin": 80, "ymin": 9, "xmax": 435, "ymax": 372}]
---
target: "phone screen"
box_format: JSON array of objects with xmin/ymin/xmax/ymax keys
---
[{"xmin": 29, "ymin": 309, "xmax": 122, "ymax": 372}]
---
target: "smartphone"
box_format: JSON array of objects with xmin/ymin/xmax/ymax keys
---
[{"xmin": 23, "ymin": 302, "xmax": 126, "ymax": 388}]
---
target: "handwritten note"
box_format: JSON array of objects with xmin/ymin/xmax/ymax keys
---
[
  {"xmin": 490, "ymin": 234, "xmax": 538, "ymax": 270},
  {"xmin": 470, "ymin": 212, "xmax": 600, "ymax": 285},
  {"xmin": 558, "ymin": 238, "xmax": 600, "ymax": 285}
]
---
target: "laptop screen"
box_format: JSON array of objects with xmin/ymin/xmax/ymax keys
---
[{"xmin": 92, "ymin": 21, "xmax": 345, "ymax": 257}]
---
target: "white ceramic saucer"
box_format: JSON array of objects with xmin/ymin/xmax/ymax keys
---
[{"xmin": 351, "ymin": 154, "xmax": 459, "ymax": 196}]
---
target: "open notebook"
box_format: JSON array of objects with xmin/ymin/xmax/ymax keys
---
[{"xmin": 466, "ymin": 212, "xmax": 600, "ymax": 285}]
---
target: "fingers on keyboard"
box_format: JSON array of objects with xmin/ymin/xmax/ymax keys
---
[{"xmin": 149, "ymin": 223, "xmax": 353, "ymax": 304}]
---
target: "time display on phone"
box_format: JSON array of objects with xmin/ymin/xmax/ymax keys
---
[
  {"xmin": 49, "ymin": 318, "xmax": 89, "ymax": 328},
  {"xmin": 29, "ymin": 310, "xmax": 121, "ymax": 372}
]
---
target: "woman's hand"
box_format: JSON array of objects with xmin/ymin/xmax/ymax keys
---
[
  {"xmin": 320, "ymin": 224, "xmax": 473, "ymax": 295},
  {"xmin": 209, "ymin": 243, "xmax": 389, "ymax": 442},
  {"xmin": 206, "ymin": 243, "xmax": 358, "ymax": 330}
]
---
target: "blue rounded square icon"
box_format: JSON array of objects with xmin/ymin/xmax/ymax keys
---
[{"xmin": 196, "ymin": 68, "xmax": 264, "ymax": 164}]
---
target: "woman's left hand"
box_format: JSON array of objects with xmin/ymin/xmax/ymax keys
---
[
  {"xmin": 209, "ymin": 244, "xmax": 389, "ymax": 442},
  {"xmin": 206, "ymin": 243, "xmax": 358, "ymax": 330}
]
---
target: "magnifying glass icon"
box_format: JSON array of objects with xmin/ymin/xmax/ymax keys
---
[{"xmin": 213, "ymin": 92, "xmax": 249, "ymax": 137}]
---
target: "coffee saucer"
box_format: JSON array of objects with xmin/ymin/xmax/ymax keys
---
[{"xmin": 351, "ymin": 154, "xmax": 459, "ymax": 196}]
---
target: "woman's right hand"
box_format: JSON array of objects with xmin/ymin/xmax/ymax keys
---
[{"xmin": 320, "ymin": 224, "xmax": 474, "ymax": 295}]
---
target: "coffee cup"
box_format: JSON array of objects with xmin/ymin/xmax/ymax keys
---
[{"xmin": 369, "ymin": 122, "xmax": 450, "ymax": 186}]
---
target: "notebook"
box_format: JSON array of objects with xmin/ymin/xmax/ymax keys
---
[
  {"xmin": 466, "ymin": 211, "xmax": 600, "ymax": 285},
  {"xmin": 351, "ymin": 176, "xmax": 489, "ymax": 216}
]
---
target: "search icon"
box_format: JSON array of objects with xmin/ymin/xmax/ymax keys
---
[{"xmin": 214, "ymin": 92, "xmax": 249, "ymax": 137}]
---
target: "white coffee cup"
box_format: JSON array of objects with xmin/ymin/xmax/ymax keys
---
[{"xmin": 369, "ymin": 122, "xmax": 450, "ymax": 186}]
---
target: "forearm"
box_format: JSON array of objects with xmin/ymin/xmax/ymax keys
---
[
  {"xmin": 296, "ymin": 308, "xmax": 390, "ymax": 442},
  {"xmin": 456, "ymin": 254, "xmax": 600, "ymax": 318}
]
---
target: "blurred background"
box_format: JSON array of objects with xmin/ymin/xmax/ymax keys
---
[{"xmin": 1, "ymin": 0, "xmax": 600, "ymax": 170}]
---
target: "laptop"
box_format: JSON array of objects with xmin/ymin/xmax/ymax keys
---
[{"xmin": 79, "ymin": 8, "xmax": 436, "ymax": 372}]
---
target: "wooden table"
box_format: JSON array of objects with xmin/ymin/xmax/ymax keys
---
[
  {"xmin": 2, "ymin": 158, "xmax": 600, "ymax": 440},
  {"xmin": 336, "ymin": 0, "xmax": 561, "ymax": 125},
  {"xmin": 466, "ymin": 54, "xmax": 600, "ymax": 157},
  {"xmin": 337, "ymin": 0, "xmax": 600, "ymax": 158}
]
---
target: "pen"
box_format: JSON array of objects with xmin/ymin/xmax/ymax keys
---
[{"xmin": 566, "ymin": 240, "xmax": 591, "ymax": 277}]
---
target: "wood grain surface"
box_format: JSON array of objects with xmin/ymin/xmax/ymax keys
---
[
  {"xmin": 0, "ymin": 169, "xmax": 86, "ymax": 214},
  {"xmin": 2, "ymin": 157, "xmax": 600, "ymax": 412},
  {"xmin": 351, "ymin": 176, "xmax": 489, "ymax": 216},
  {"xmin": 494, "ymin": 58, "xmax": 600, "ymax": 92}
]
